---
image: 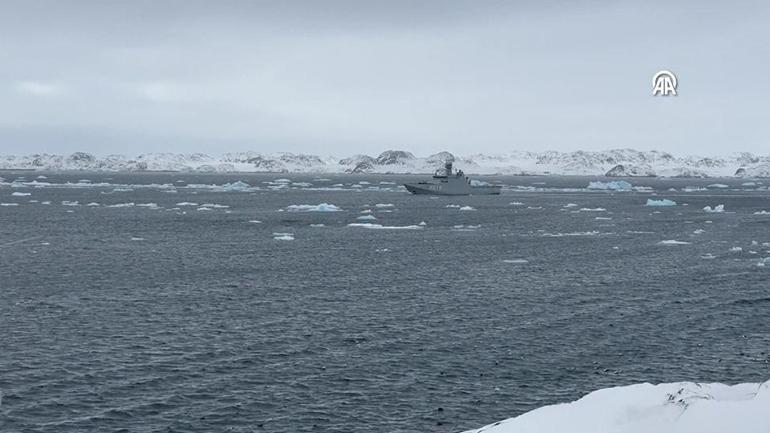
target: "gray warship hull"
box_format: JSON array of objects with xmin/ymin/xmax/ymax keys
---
[
  {"xmin": 404, "ymin": 161, "xmax": 501, "ymax": 195},
  {"xmin": 404, "ymin": 182, "xmax": 501, "ymax": 195}
]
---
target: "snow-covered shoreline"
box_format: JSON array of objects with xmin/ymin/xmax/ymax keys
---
[
  {"xmin": 462, "ymin": 380, "xmax": 770, "ymax": 433},
  {"xmin": 2, "ymin": 149, "xmax": 770, "ymax": 178}
]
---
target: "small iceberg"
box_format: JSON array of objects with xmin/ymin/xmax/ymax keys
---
[
  {"xmin": 587, "ymin": 180, "xmax": 632, "ymax": 191},
  {"xmin": 646, "ymin": 199, "xmax": 677, "ymax": 207},
  {"xmin": 221, "ymin": 181, "xmax": 251, "ymax": 191},
  {"xmin": 703, "ymin": 204, "xmax": 725, "ymax": 213},
  {"xmin": 11, "ymin": 192, "xmax": 31, "ymax": 196},
  {"xmin": 272, "ymin": 232, "xmax": 294, "ymax": 241},
  {"xmin": 459, "ymin": 206, "xmax": 476, "ymax": 211},
  {"xmin": 286, "ymin": 203, "xmax": 342, "ymax": 212},
  {"xmin": 356, "ymin": 215, "xmax": 377, "ymax": 221},
  {"xmin": 658, "ymin": 239, "xmax": 691, "ymax": 245}
]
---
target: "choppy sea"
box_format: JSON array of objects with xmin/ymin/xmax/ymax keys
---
[{"xmin": 1, "ymin": 172, "xmax": 769, "ymax": 432}]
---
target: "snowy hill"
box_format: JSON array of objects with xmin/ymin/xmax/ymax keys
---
[
  {"xmin": 461, "ymin": 381, "xmax": 770, "ymax": 433},
  {"xmin": 1, "ymin": 149, "xmax": 769, "ymax": 177}
]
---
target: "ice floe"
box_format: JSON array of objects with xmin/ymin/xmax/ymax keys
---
[
  {"xmin": 503, "ymin": 259, "xmax": 529, "ymax": 264},
  {"xmin": 707, "ymin": 183, "xmax": 729, "ymax": 189},
  {"xmin": 374, "ymin": 203, "xmax": 394, "ymax": 208},
  {"xmin": 0, "ymin": 202, "xmax": 18, "ymax": 206},
  {"xmin": 754, "ymin": 210, "xmax": 770, "ymax": 215},
  {"xmin": 646, "ymin": 199, "xmax": 677, "ymax": 206},
  {"xmin": 61, "ymin": 201, "xmax": 80, "ymax": 206},
  {"xmin": 579, "ymin": 207, "xmax": 607, "ymax": 212},
  {"xmin": 11, "ymin": 192, "xmax": 30, "ymax": 196},
  {"xmin": 272, "ymin": 232, "xmax": 294, "ymax": 241},
  {"xmin": 461, "ymin": 381, "xmax": 770, "ymax": 433},
  {"xmin": 658, "ymin": 240, "xmax": 691, "ymax": 245},
  {"xmin": 356, "ymin": 215, "xmax": 377, "ymax": 221},
  {"xmin": 587, "ymin": 180, "xmax": 633, "ymax": 191},
  {"xmin": 286, "ymin": 203, "xmax": 342, "ymax": 212},
  {"xmin": 703, "ymin": 205, "xmax": 725, "ymax": 213},
  {"xmin": 459, "ymin": 206, "xmax": 476, "ymax": 211},
  {"xmin": 176, "ymin": 202, "xmax": 199, "ymax": 206},
  {"xmin": 347, "ymin": 223, "xmax": 423, "ymax": 230},
  {"xmin": 106, "ymin": 203, "xmax": 135, "ymax": 208}
]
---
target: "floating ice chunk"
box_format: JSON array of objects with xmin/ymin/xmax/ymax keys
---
[
  {"xmin": 273, "ymin": 178, "xmax": 291, "ymax": 183},
  {"xmin": 730, "ymin": 246, "xmax": 743, "ymax": 252},
  {"xmin": 527, "ymin": 206, "xmax": 543, "ymax": 210},
  {"xmin": 309, "ymin": 223, "xmax": 325, "ymax": 227},
  {"xmin": 453, "ymin": 224, "xmax": 481, "ymax": 230},
  {"xmin": 693, "ymin": 229, "xmax": 706, "ymax": 234},
  {"xmin": 374, "ymin": 203, "xmax": 394, "ymax": 208},
  {"xmin": 112, "ymin": 188, "xmax": 134, "ymax": 192},
  {"xmin": 754, "ymin": 210, "xmax": 770, "ymax": 215},
  {"xmin": 248, "ymin": 220, "xmax": 262, "ymax": 223},
  {"xmin": 563, "ymin": 203, "xmax": 578, "ymax": 208},
  {"xmin": 758, "ymin": 257, "xmax": 770, "ymax": 267},
  {"xmin": 11, "ymin": 192, "xmax": 30, "ymax": 196},
  {"xmin": 86, "ymin": 202, "xmax": 100, "ymax": 206},
  {"xmin": 62, "ymin": 201, "xmax": 80, "ymax": 206},
  {"xmin": 286, "ymin": 203, "xmax": 342, "ymax": 212},
  {"xmin": 130, "ymin": 237, "xmax": 144, "ymax": 241},
  {"xmin": 356, "ymin": 214, "xmax": 377, "ymax": 221},
  {"xmin": 176, "ymin": 202, "xmax": 198, "ymax": 206},
  {"xmin": 587, "ymin": 180, "xmax": 632, "ymax": 191},
  {"xmin": 360, "ymin": 209, "xmax": 372, "ymax": 214},
  {"xmin": 703, "ymin": 204, "xmax": 725, "ymax": 213},
  {"xmin": 707, "ymin": 183, "xmax": 729, "ymax": 188},
  {"xmin": 579, "ymin": 207, "xmax": 606, "ymax": 212},
  {"xmin": 107, "ymin": 202, "xmax": 134, "ymax": 208},
  {"xmin": 221, "ymin": 181, "xmax": 251, "ymax": 191},
  {"xmin": 503, "ymin": 259, "xmax": 529, "ymax": 264},
  {"xmin": 446, "ymin": 204, "xmax": 461, "ymax": 208},
  {"xmin": 197, "ymin": 207, "xmax": 212, "ymax": 211},
  {"xmin": 658, "ymin": 240, "xmax": 691, "ymax": 245},
  {"xmin": 136, "ymin": 203, "xmax": 160, "ymax": 209},
  {"xmin": 347, "ymin": 223, "xmax": 422, "ymax": 230},
  {"xmin": 459, "ymin": 206, "xmax": 476, "ymax": 211},
  {"xmin": 41, "ymin": 201, "xmax": 51, "ymax": 205},
  {"xmin": 273, "ymin": 232, "xmax": 294, "ymax": 241},
  {"xmin": 461, "ymin": 381, "xmax": 770, "ymax": 433},
  {"xmin": 201, "ymin": 203, "xmax": 229, "ymax": 209},
  {"xmin": 743, "ymin": 182, "xmax": 757, "ymax": 187},
  {"xmin": 701, "ymin": 253, "xmax": 717, "ymax": 259},
  {"xmin": 646, "ymin": 199, "xmax": 677, "ymax": 206},
  {"xmin": 0, "ymin": 202, "xmax": 19, "ymax": 206},
  {"xmin": 418, "ymin": 221, "xmax": 427, "ymax": 226},
  {"xmin": 542, "ymin": 231, "xmax": 601, "ymax": 237},
  {"xmin": 595, "ymin": 216, "xmax": 612, "ymax": 220}
]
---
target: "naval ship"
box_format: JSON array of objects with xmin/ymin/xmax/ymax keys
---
[{"xmin": 404, "ymin": 161, "xmax": 502, "ymax": 195}]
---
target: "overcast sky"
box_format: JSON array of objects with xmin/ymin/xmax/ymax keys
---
[{"xmin": 1, "ymin": 0, "xmax": 768, "ymax": 156}]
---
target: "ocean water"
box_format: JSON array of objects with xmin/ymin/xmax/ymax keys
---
[{"xmin": 1, "ymin": 172, "xmax": 769, "ymax": 433}]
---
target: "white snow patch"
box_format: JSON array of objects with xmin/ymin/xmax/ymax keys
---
[{"xmin": 461, "ymin": 381, "xmax": 770, "ymax": 433}]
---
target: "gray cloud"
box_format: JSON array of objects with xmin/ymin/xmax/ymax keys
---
[{"xmin": 1, "ymin": 0, "xmax": 768, "ymax": 155}]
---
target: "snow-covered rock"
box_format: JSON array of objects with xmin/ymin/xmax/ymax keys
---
[
  {"xmin": 461, "ymin": 381, "xmax": 770, "ymax": 433},
  {"xmin": 2, "ymin": 149, "xmax": 770, "ymax": 177}
]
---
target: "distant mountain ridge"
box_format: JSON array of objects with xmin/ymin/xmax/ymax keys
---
[{"xmin": 2, "ymin": 149, "xmax": 770, "ymax": 178}]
